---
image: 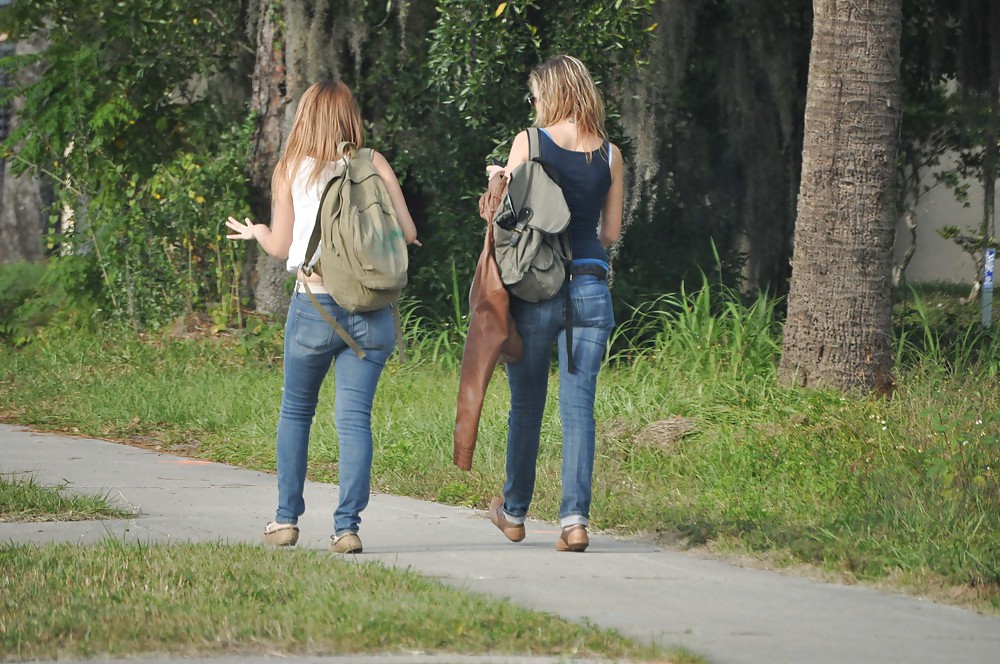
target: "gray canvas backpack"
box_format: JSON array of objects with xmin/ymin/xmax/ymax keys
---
[
  {"xmin": 301, "ymin": 143, "xmax": 408, "ymax": 359},
  {"xmin": 492, "ymin": 128, "xmax": 572, "ymax": 302}
]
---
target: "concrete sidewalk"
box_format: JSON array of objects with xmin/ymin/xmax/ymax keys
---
[{"xmin": 2, "ymin": 423, "xmax": 999, "ymax": 664}]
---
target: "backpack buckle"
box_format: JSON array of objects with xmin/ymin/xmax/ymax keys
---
[{"xmin": 508, "ymin": 208, "xmax": 533, "ymax": 247}]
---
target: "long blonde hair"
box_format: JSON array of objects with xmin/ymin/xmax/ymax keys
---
[
  {"xmin": 273, "ymin": 81, "xmax": 365, "ymax": 192},
  {"xmin": 529, "ymin": 55, "xmax": 607, "ymax": 143}
]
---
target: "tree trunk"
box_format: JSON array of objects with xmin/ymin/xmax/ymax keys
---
[
  {"xmin": 0, "ymin": 35, "xmax": 52, "ymax": 264},
  {"xmin": 248, "ymin": 0, "xmax": 290, "ymax": 316},
  {"xmin": 779, "ymin": 0, "xmax": 903, "ymax": 393}
]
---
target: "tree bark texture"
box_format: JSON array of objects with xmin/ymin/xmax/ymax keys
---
[
  {"xmin": 248, "ymin": 0, "xmax": 290, "ymax": 316},
  {"xmin": 779, "ymin": 0, "xmax": 902, "ymax": 392},
  {"xmin": 0, "ymin": 35, "xmax": 52, "ymax": 264}
]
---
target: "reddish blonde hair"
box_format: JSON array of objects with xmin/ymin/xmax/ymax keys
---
[{"xmin": 273, "ymin": 81, "xmax": 365, "ymax": 192}]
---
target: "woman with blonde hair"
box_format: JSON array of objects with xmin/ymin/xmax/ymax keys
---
[
  {"xmin": 486, "ymin": 55, "xmax": 623, "ymax": 552},
  {"xmin": 225, "ymin": 81, "xmax": 418, "ymax": 554}
]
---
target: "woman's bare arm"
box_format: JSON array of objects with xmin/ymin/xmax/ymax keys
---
[
  {"xmin": 224, "ymin": 170, "xmax": 295, "ymax": 260},
  {"xmin": 599, "ymin": 143, "xmax": 624, "ymax": 248},
  {"xmin": 372, "ymin": 150, "xmax": 420, "ymax": 245}
]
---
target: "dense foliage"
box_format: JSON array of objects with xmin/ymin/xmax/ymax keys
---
[{"xmin": 0, "ymin": 0, "xmax": 250, "ymax": 329}]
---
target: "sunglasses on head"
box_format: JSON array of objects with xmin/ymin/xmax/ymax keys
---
[{"xmin": 526, "ymin": 94, "xmax": 537, "ymax": 107}]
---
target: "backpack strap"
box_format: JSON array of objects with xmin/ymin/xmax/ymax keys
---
[
  {"xmin": 337, "ymin": 141, "xmax": 356, "ymax": 158},
  {"xmin": 391, "ymin": 302, "xmax": 405, "ymax": 363},
  {"xmin": 565, "ymin": 264, "xmax": 575, "ymax": 374},
  {"xmin": 302, "ymin": 175, "xmax": 339, "ymax": 278},
  {"xmin": 528, "ymin": 127, "xmax": 540, "ymax": 160},
  {"xmin": 300, "ymin": 282, "xmax": 367, "ymax": 360},
  {"xmin": 509, "ymin": 129, "xmax": 542, "ymax": 248},
  {"xmin": 529, "ymin": 127, "xmax": 576, "ymax": 373},
  {"xmin": 302, "ymin": 282, "xmax": 405, "ymax": 364}
]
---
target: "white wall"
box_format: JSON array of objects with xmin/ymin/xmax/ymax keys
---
[{"xmin": 893, "ymin": 153, "xmax": 995, "ymax": 285}]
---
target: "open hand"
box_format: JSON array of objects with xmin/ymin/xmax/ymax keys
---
[{"xmin": 225, "ymin": 216, "xmax": 255, "ymax": 241}]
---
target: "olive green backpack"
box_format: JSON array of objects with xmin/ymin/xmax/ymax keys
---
[
  {"xmin": 492, "ymin": 128, "xmax": 572, "ymax": 302},
  {"xmin": 301, "ymin": 144, "xmax": 408, "ymax": 359}
]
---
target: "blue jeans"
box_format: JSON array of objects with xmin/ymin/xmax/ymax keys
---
[
  {"xmin": 274, "ymin": 292, "xmax": 394, "ymax": 535},
  {"xmin": 502, "ymin": 274, "xmax": 615, "ymax": 528}
]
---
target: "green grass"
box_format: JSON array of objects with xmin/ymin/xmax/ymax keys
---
[
  {"xmin": 0, "ymin": 473, "xmax": 130, "ymax": 523},
  {"xmin": 0, "ymin": 540, "xmax": 687, "ymax": 662},
  {"xmin": 1, "ymin": 280, "xmax": 998, "ymax": 612}
]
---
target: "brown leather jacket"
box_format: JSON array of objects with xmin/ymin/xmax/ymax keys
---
[{"xmin": 453, "ymin": 172, "xmax": 523, "ymax": 470}]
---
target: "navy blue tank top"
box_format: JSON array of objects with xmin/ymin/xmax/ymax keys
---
[{"xmin": 538, "ymin": 129, "xmax": 612, "ymax": 264}]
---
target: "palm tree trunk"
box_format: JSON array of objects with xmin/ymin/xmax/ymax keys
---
[{"xmin": 779, "ymin": 0, "xmax": 903, "ymax": 393}]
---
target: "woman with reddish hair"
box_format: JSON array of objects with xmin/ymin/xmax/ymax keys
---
[{"xmin": 226, "ymin": 81, "xmax": 418, "ymax": 554}]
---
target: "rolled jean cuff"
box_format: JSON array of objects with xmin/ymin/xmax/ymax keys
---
[
  {"xmin": 503, "ymin": 509, "xmax": 526, "ymax": 525},
  {"xmin": 560, "ymin": 514, "xmax": 588, "ymax": 528}
]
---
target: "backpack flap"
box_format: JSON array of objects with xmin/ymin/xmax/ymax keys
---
[
  {"xmin": 492, "ymin": 186, "xmax": 571, "ymax": 302},
  {"xmin": 504, "ymin": 159, "xmax": 571, "ymax": 237}
]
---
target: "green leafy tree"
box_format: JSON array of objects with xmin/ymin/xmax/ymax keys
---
[
  {"xmin": 1, "ymin": 0, "xmax": 248, "ymax": 184},
  {"xmin": 428, "ymin": 0, "xmax": 656, "ymax": 152},
  {"xmin": 0, "ymin": 0, "xmax": 252, "ymax": 328}
]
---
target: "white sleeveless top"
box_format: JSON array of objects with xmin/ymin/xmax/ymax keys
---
[{"xmin": 285, "ymin": 156, "xmax": 344, "ymax": 273}]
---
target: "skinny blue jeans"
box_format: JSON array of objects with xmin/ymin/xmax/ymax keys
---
[
  {"xmin": 274, "ymin": 292, "xmax": 393, "ymax": 536},
  {"xmin": 502, "ymin": 274, "xmax": 615, "ymax": 528}
]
